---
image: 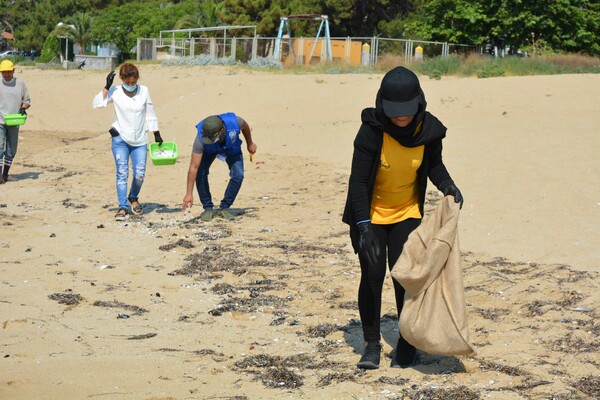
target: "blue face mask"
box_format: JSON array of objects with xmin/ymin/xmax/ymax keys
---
[{"xmin": 122, "ymin": 83, "xmax": 138, "ymax": 92}]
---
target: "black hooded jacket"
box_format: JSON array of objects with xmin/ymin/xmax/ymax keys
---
[{"xmin": 342, "ymin": 89, "xmax": 456, "ymax": 252}]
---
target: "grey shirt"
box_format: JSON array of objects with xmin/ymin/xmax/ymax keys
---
[{"xmin": 0, "ymin": 77, "xmax": 30, "ymax": 125}]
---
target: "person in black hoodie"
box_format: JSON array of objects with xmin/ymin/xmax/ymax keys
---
[{"xmin": 342, "ymin": 66, "xmax": 463, "ymax": 369}]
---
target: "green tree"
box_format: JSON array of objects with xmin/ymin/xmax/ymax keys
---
[
  {"xmin": 90, "ymin": 0, "xmax": 197, "ymax": 58},
  {"xmin": 402, "ymin": 0, "xmax": 600, "ymax": 55},
  {"xmin": 175, "ymin": 0, "xmax": 223, "ymax": 30},
  {"xmin": 220, "ymin": 0, "xmax": 291, "ymax": 37},
  {"xmin": 54, "ymin": 12, "xmax": 94, "ymax": 54},
  {"xmin": 320, "ymin": 0, "xmax": 411, "ymax": 36}
]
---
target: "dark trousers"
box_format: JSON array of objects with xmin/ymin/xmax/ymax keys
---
[
  {"xmin": 196, "ymin": 152, "xmax": 244, "ymax": 210},
  {"xmin": 358, "ymin": 218, "xmax": 421, "ymax": 342}
]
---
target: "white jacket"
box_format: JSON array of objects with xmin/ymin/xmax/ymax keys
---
[{"xmin": 92, "ymin": 84, "xmax": 159, "ymax": 146}]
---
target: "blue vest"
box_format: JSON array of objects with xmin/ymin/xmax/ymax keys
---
[{"xmin": 196, "ymin": 112, "xmax": 242, "ymax": 156}]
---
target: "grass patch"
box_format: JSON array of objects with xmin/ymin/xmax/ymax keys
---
[
  {"xmin": 410, "ymin": 53, "xmax": 600, "ymax": 78},
  {"xmin": 131, "ymin": 52, "xmax": 600, "ymax": 77}
]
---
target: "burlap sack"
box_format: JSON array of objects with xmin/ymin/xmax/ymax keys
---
[{"xmin": 391, "ymin": 196, "xmax": 475, "ymax": 356}]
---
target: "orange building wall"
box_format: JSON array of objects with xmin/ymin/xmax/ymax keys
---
[{"xmin": 284, "ymin": 38, "xmax": 363, "ymax": 66}]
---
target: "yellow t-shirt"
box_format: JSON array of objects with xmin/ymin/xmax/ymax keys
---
[{"xmin": 371, "ymin": 133, "xmax": 424, "ymax": 224}]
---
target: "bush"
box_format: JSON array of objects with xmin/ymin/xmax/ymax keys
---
[
  {"xmin": 247, "ymin": 57, "xmax": 283, "ymax": 69},
  {"xmin": 476, "ymin": 62, "xmax": 505, "ymax": 78},
  {"xmin": 161, "ymin": 54, "xmax": 238, "ymax": 66},
  {"xmin": 40, "ymin": 35, "xmax": 60, "ymax": 63}
]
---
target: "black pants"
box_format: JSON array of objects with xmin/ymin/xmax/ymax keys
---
[{"xmin": 358, "ymin": 218, "xmax": 421, "ymax": 342}]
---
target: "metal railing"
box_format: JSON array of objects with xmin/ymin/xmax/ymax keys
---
[{"xmin": 137, "ymin": 36, "xmax": 478, "ymax": 65}]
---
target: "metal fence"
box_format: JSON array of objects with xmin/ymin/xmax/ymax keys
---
[{"xmin": 137, "ymin": 36, "xmax": 478, "ymax": 65}]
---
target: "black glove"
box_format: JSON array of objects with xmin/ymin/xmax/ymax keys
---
[
  {"xmin": 153, "ymin": 131, "xmax": 163, "ymax": 146},
  {"xmin": 104, "ymin": 70, "xmax": 116, "ymax": 90},
  {"xmin": 443, "ymin": 184, "xmax": 464, "ymax": 208},
  {"xmin": 357, "ymin": 221, "xmax": 380, "ymax": 269},
  {"xmin": 19, "ymin": 107, "xmax": 27, "ymax": 115}
]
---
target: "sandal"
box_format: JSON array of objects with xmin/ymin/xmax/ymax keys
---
[
  {"xmin": 115, "ymin": 208, "xmax": 128, "ymax": 221},
  {"xmin": 128, "ymin": 196, "xmax": 143, "ymax": 215}
]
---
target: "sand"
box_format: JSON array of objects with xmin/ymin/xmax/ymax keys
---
[{"xmin": 1, "ymin": 65, "xmax": 598, "ymax": 399}]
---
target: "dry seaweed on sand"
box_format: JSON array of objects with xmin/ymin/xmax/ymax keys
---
[
  {"xmin": 159, "ymin": 239, "xmax": 195, "ymax": 251},
  {"xmin": 555, "ymin": 290, "xmax": 587, "ymax": 307},
  {"xmin": 193, "ymin": 349, "xmax": 225, "ymax": 357},
  {"xmin": 243, "ymin": 279, "xmax": 288, "ymax": 292},
  {"xmin": 235, "ymin": 354, "xmax": 282, "ymax": 369},
  {"xmin": 127, "ymin": 333, "xmax": 157, "ymax": 340},
  {"xmin": 546, "ymin": 332, "xmax": 600, "ymax": 353},
  {"xmin": 378, "ymin": 376, "xmax": 409, "ymax": 385},
  {"xmin": 92, "ymin": 300, "xmax": 148, "ymax": 315},
  {"xmin": 209, "ymin": 294, "xmax": 291, "ymax": 316},
  {"xmin": 234, "ymin": 353, "xmax": 346, "ymax": 390},
  {"xmin": 475, "ymin": 307, "xmax": 510, "ymax": 321},
  {"xmin": 62, "ymin": 198, "xmax": 88, "ymax": 209},
  {"xmin": 405, "ymin": 385, "xmax": 480, "ymax": 400},
  {"xmin": 48, "ymin": 291, "xmax": 84, "ymax": 305},
  {"xmin": 522, "ymin": 300, "xmax": 556, "ymax": 317},
  {"xmin": 251, "ymin": 239, "xmax": 345, "ymax": 258},
  {"xmin": 338, "ymin": 300, "xmax": 359, "ymax": 310},
  {"xmin": 211, "ymin": 283, "xmax": 236, "ymax": 295},
  {"xmin": 305, "ymin": 323, "xmax": 343, "ymax": 338},
  {"xmin": 168, "ymin": 245, "xmax": 278, "ymax": 277},
  {"xmin": 234, "ymin": 356, "xmax": 305, "ymax": 389},
  {"xmin": 317, "ymin": 369, "xmax": 366, "ymax": 387},
  {"xmin": 282, "ymin": 353, "xmax": 342, "ymax": 370},
  {"xmin": 572, "ymin": 375, "xmax": 600, "ymax": 397},
  {"xmin": 477, "ymin": 359, "xmax": 530, "ymax": 377},
  {"xmin": 316, "ymin": 340, "xmax": 342, "ymax": 354},
  {"xmin": 234, "ymin": 353, "xmax": 342, "ymax": 371},
  {"xmin": 260, "ymin": 367, "xmax": 304, "ymax": 389}
]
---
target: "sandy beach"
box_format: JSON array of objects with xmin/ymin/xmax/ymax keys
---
[{"xmin": 1, "ymin": 65, "xmax": 598, "ymax": 399}]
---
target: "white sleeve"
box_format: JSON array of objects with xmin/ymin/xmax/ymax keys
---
[
  {"xmin": 144, "ymin": 90, "xmax": 159, "ymax": 132},
  {"xmin": 92, "ymin": 88, "xmax": 115, "ymax": 109}
]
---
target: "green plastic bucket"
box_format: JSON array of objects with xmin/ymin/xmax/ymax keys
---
[
  {"xmin": 149, "ymin": 141, "xmax": 178, "ymax": 165},
  {"xmin": 3, "ymin": 113, "xmax": 27, "ymax": 126}
]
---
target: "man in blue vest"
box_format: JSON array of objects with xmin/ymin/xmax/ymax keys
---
[{"xmin": 182, "ymin": 113, "xmax": 257, "ymax": 221}]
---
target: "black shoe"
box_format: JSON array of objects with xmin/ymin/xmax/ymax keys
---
[
  {"xmin": 357, "ymin": 341, "xmax": 381, "ymax": 369},
  {"xmin": 391, "ymin": 336, "xmax": 417, "ymax": 368}
]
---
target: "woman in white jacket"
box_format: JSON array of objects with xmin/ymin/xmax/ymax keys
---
[{"xmin": 93, "ymin": 63, "xmax": 163, "ymax": 221}]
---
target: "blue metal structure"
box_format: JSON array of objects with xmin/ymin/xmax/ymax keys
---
[{"xmin": 273, "ymin": 14, "xmax": 332, "ymax": 64}]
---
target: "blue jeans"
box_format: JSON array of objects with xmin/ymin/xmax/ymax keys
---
[
  {"xmin": 196, "ymin": 152, "xmax": 244, "ymax": 210},
  {"xmin": 111, "ymin": 135, "xmax": 147, "ymax": 209},
  {"xmin": 0, "ymin": 124, "xmax": 19, "ymax": 171}
]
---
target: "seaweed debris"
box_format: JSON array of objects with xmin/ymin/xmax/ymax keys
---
[
  {"xmin": 475, "ymin": 307, "xmax": 510, "ymax": 321},
  {"xmin": 128, "ymin": 333, "xmax": 157, "ymax": 340},
  {"xmin": 159, "ymin": 239, "xmax": 195, "ymax": 251},
  {"xmin": 477, "ymin": 359, "xmax": 530, "ymax": 377},
  {"xmin": 260, "ymin": 367, "xmax": 304, "ymax": 389},
  {"xmin": 169, "ymin": 245, "xmax": 278, "ymax": 277},
  {"xmin": 572, "ymin": 375, "xmax": 600, "ymax": 397},
  {"xmin": 317, "ymin": 369, "xmax": 366, "ymax": 387},
  {"xmin": 208, "ymin": 294, "xmax": 290, "ymax": 316},
  {"xmin": 305, "ymin": 323, "xmax": 343, "ymax": 338},
  {"xmin": 92, "ymin": 300, "xmax": 148, "ymax": 315},
  {"xmin": 48, "ymin": 291, "xmax": 84, "ymax": 305},
  {"xmin": 405, "ymin": 386, "xmax": 480, "ymax": 400}
]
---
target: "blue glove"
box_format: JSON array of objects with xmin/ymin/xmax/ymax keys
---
[
  {"xmin": 357, "ymin": 221, "xmax": 380, "ymax": 269},
  {"xmin": 443, "ymin": 184, "xmax": 464, "ymax": 208}
]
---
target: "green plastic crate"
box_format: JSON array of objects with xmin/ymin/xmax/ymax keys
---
[
  {"xmin": 3, "ymin": 113, "xmax": 27, "ymax": 126},
  {"xmin": 149, "ymin": 141, "xmax": 178, "ymax": 166}
]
